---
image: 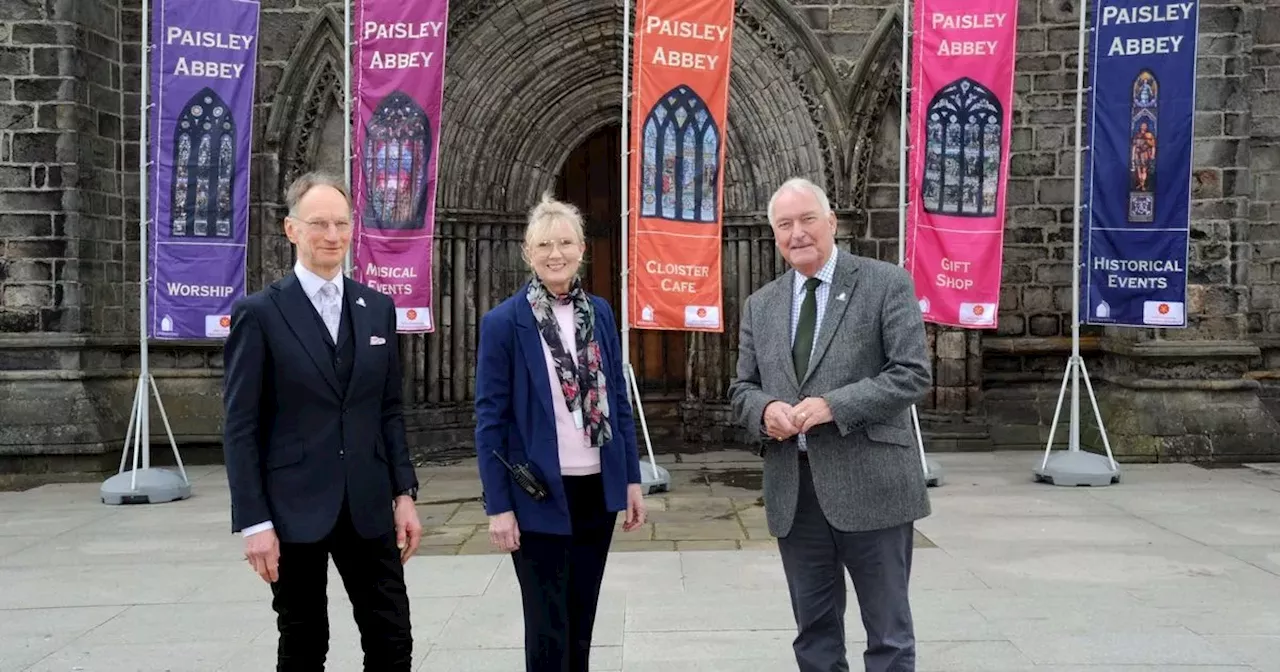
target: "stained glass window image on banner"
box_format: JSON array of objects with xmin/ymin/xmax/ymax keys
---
[
  {"xmin": 921, "ymin": 77, "xmax": 1003, "ymax": 217},
  {"xmin": 362, "ymin": 90, "xmax": 431, "ymax": 230},
  {"xmin": 1129, "ymin": 70, "xmax": 1158, "ymax": 224},
  {"xmin": 640, "ymin": 84, "xmax": 720, "ymax": 223},
  {"xmin": 171, "ymin": 88, "xmax": 235, "ymax": 239}
]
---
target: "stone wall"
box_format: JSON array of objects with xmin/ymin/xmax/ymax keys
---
[
  {"xmin": 3, "ymin": 0, "xmax": 1280, "ymax": 470},
  {"xmin": 1248, "ymin": 3, "xmax": 1280, "ymax": 419}
]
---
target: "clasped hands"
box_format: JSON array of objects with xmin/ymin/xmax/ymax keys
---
[{"xmin": 763, "ymin": 397, "xmax": 832, "ymax": 441}]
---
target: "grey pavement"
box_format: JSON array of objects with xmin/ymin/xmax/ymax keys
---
[{"xmin": 3, "ymin": 451, "xmax": 1280, "ymax": 670}]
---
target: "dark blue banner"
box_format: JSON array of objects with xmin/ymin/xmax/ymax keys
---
[{"xmin": 1081, "ymin": 0, "xmax": 1199, "ymax": 327}]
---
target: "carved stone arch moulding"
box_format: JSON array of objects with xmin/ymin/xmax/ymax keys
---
[
  {"xmin": 436, "ymin": 0, "xmax": 843, "ymax": 214},
  {"xmin": 264, "ymin": 6, "xmax": 346, "ymax": 197},
  {"xmin": 845, "ymin": 6, "xmax": 905, "ymax": 213},
  {"xmin": 734, "ymin": 0, "xmax": 850, "ymax": 204}
]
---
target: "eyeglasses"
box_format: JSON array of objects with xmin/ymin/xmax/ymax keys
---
[
  {"xmin": 288, "ymin": 216, "xmax": 352, "ymax": 233},
  {"xmin": 529, "ymin": 238, "xmax": 580, "ymax": 255}
]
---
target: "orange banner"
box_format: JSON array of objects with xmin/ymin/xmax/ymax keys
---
[{"xmin": 627, "ymin": 0, "xmax": 734, "ymax": 332}]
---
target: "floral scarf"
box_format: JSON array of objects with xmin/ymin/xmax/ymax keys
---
[{"xmin": 526, "ymin": 277, "xmax": 612, "ymax": 448}]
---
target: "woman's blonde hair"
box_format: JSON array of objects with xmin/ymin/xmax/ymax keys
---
[{"xmin": 522, "ymin": 193, "xmax": 587, "ymax": 267}]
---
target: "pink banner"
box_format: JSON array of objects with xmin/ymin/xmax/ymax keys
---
[
  {"xmin": 351, "ymin": 0, "xmax": 450, "ymax": 333},
  {"xmin": 904, "ymin": 0, "xmax": 1018, "ymax": 329}
]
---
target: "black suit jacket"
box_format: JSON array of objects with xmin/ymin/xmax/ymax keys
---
[{"xmin": 221, "ymin": 272, "xmax": 418, "ymax": 544}]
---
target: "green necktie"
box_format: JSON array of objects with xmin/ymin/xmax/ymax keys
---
[{"xmin": 793, "ymin": 277, "xmax": 821, "ymax": 379}]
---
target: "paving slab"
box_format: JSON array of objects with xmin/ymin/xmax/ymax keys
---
[{"xmin": 0, "ymin": 451, "xmax": 1277, "ymax": 670}]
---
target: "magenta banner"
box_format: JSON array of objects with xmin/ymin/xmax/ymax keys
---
[
  {"xmin": 351, "ymin": 0, "xmax": 450, "ymax": 333},
  {"xmin": 904, "ymin": 0, "xmax": 1018, "ymax": 329},
  {"xmin": 147, "ymin": 0, "xmax": 259, "ymax": 339}
]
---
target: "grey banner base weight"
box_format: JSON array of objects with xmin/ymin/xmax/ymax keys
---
[
  {"xmin": 1034, "ymin": 450, "xmax": 1121, "ymax": 487},
  {"xmin": 923, "ymin": 455, "xmax": 944, "ymax": 487},
  {"xmin": 1035, "ymin": 356, "xmax": 1121, "ymax": 488},
  {"xmin": 639, "ymin": 460, "xmax": 670, "ymax": 495},
  {"xmin": 102, "ymin": 467, "xmax": 192, "ymax": 505},
  {"xmin": 102, "ymin": 372, "xmax": 192, "ymax": 506}
]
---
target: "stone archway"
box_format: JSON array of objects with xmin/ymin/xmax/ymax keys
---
[
  {"xmin": 438, "ymin": 0, "xmax": 846, "ymax": 213},
  {"xmin": 260, "ymin": 0, "xmax": 863, "ymax": 443}
]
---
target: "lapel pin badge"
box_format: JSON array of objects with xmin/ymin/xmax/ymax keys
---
[
  {"xmin": 370, "ymin": 335, "xmax": 386, "ymax": 346},
  {"xmin": 356, "ymin": 297, "xmax": 366, "ymax": 307},
  {"xmin": 836, "ymin": 292, "xmax": 847, "ymax": 302}
]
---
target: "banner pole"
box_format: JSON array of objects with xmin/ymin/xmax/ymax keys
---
[
  {"xmin": 343, "ymin": 0, "xmax": 353, "ymax": 276},
  {"xmin": 620, "ymin": 0, "xmax": 631, "ymax": 381},
  {"xmin": 619, "ymin": 0, "xmax": 669, "ymax": 495},
  {"xmin": 138, "ymin": 0, "xmax": 152, "ymax": 480},
  {"xmin": 1034, "ymin": 0, "xmax": 1119, "ymax": 486},
  {"xmin": 1068, "ymin": 0, "xmax": 1086, "ymax": 456},
  {"xmin": 898, "ymin": 0, "xmax": 940, "ymax": 487},
  {"xmin": 102, "ymin": 0, "xmax": 190, "ymax": 505}
]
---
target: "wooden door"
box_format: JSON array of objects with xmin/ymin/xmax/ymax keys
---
[{"xmin": 555, "ymin": 124, "xmax": 686, "ymax": 397}]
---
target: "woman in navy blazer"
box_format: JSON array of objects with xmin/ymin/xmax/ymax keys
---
[{"xmin": 474, "ymin": 194, "xmax": 647, "ymax": 672}]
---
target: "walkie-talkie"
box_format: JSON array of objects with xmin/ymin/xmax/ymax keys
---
[{"xmin": 492, "ymin": 450, "xmax": 549, "ymax": 501}]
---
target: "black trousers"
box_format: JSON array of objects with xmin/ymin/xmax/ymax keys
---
[
  {"xmin": 511, "ymin": 473, "xmax": 618, "ymax": 672},
  {"xmin": 778, "ymin": 458, "xmax": 916, "ymax": 672},
  {"xmin": 269, "ymin": 498, "xmax": 412, "ymax": 672}
]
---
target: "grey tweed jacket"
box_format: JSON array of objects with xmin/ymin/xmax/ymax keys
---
[{"xmin": 728, "ymin": 249, "xmax": 933, "ymax": 538}]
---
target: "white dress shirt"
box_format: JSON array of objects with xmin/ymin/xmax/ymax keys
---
[
  {"xmin": 791, "ymin": 250, "xmax": 838, "ymax": 452},
  {"xmin": 241, "ymin": 262, "xmax": 345, "ymax": 538}
]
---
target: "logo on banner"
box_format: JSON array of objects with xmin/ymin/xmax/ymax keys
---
[
  {"xmin": 684, "ymin": 305, "xmax": 720, "ymax": 329},
  {"xmin": 1143, "ymin": 300, "xmax": 1184, "ymax": 326},
  {"xmin": 959, "ymin": 302, "xmax": 995, "ymax": 327},
  {"xmin": 205, "ymin": 314, "xmax": 232, "ymax": 338},
  {"xmin": 397, "ymin": 307, "xmax": 432, "ymax": 331}
]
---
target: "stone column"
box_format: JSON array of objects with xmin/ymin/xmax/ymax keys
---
[{"xmin": 921, "ymin": 326, "xmax": 988, "ymax": 451}]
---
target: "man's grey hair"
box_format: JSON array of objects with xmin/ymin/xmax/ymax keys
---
[
  {"xmin": 767, "ymin": 177, "xmax": 832, "ymax": 225},
  {"xmin": 285, "ymin": 171, "xmax": 351, "ymax": 217}
]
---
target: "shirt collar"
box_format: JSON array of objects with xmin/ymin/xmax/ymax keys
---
[
  {"xmin": 794, "ymin": 249, "xmax": 838, "ymax": 297},
  {"xmin": 294, "ymin": 261, "xmax": 344, "ymax": 301}
]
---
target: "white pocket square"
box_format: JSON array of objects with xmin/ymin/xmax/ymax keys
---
[
  {"xmin": 370, "ymin": 336, "xmax": 386, "ymax": 346},
  {"xmin": 356, "ymin": 297, "xmax": 366, "ymax": 307}
]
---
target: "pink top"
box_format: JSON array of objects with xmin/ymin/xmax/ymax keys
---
[{"xmin": 540, "ymin": 302, "xmax": 602, "ymax": 476}]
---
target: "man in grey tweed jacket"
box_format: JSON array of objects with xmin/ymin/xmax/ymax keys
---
[{"xmin": 729, "ymin": 178, "xmax": 932, "ymax": 672}]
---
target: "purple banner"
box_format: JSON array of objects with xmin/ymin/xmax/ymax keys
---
[
  {"xmin": 147, "ymin": 0, "xmax": 258, "ymax": 340},
  {"xmin": 351, "ymin": 0, "xmax": 450, "ymax": 333}
]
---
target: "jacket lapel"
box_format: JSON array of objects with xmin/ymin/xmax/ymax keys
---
[
  {"xmin": 513, "ymin": 292, "xmax": 555, "ymax": 422},
  {"xmin": 271, "ymin": 274, "xmax": 341, "ymax": 397},
  {"xmin": 344, "ymin": 280, "xmax": 373, "ymax": 401},
  {"xmin": 764, "ymin": 272, "xmax": 801, "ymax": 393},
  {"xmin": 800, "ymin": 251, "xmax": 859, "ymax": 387}
]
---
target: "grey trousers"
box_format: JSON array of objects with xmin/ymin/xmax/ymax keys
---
[{"xmin": 777, "ymin": 457, "xmax": 916, "ymax": 672}]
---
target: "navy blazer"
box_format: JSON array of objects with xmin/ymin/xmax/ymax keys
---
[
  {"xmin": 222, "ymin": 273, "xmax": 418, "ymax": 544},
  {"xmin": 474, "ymin": 284, "xmax": 642, "ymax": 536}
]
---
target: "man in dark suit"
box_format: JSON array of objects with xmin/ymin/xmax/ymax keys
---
[
  {"xmin": 729, "ymin": 178, "xmax": 932, "ymax": 672},
  {"xmin": 222, "ymin": 171, "xmax": 423, "ymax": 671}
]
